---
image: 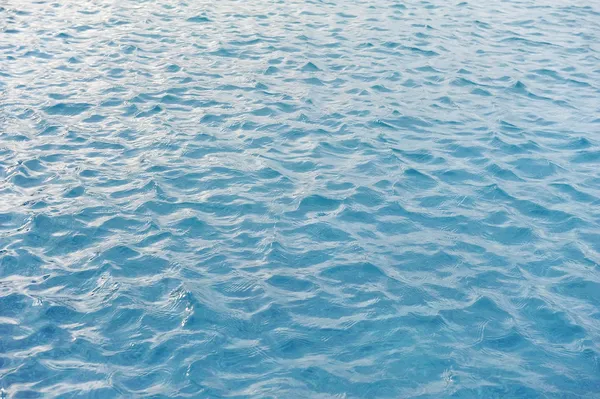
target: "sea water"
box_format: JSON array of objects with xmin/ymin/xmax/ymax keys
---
[{"xmin": 1, "ymin": 0, "xmax": 599, "ymax": 397}]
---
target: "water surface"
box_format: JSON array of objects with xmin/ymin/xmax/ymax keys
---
[{"xmin": 1, "ymin": 0, "xmax": 600, "ymax": 397}]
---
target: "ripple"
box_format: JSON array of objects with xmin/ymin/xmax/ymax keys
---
[{"xmin": 1, "ymin": 0, "xmax": 600, "ymax": 397}]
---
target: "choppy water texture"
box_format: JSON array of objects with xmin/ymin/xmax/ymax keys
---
[{"xmin": 1, "ymin": 0, "xmax": 600, "ymax": 397}]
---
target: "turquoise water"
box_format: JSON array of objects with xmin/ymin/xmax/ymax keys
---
[{"xmin": 1, "ymin": 0, "xmax": 600, "ymax": 397}]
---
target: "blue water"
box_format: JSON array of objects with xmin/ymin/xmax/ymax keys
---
[{"xmin": 1, "ymin": 0, "xmax": 600, "ymax": 397}]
